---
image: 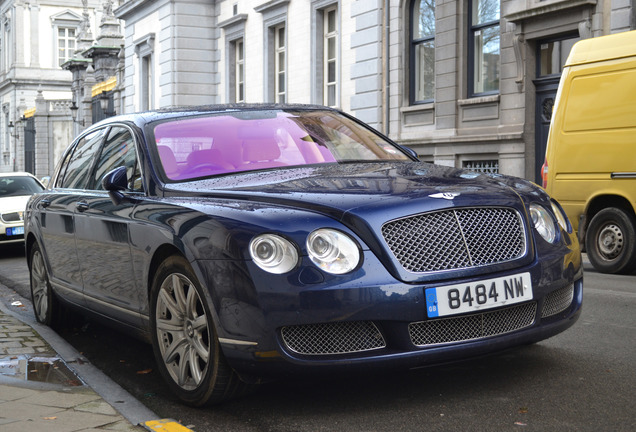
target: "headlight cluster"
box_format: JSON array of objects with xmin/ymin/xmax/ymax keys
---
[
  {"xmin": 529, "ymin": 204, "xmax": 556, "ymax": 243},
  {"xmin": 249, "ymin": 234, "xmax": 298, "ymax": 274},
  {"xmin": 249, "ymin": 229, "xmax": 361, "ymax": 275},
  {"xmin": 529, "ymin": 201, "xmax": 569, "ymax": 243},
  {"xmin": 550, "ymin": 201, "xmax": 569, "ymax": 232}
]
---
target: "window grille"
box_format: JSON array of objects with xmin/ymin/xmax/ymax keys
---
[{"xmin": 462, "ymin": 159, "xmax": 499, "ymax": 174}]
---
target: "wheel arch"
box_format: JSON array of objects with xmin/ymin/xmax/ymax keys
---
[
  {"xmin": 585, "ymin": 194, "xmax": 636, "ymax": 226},
  {"xmin": 145, "ymin": 244, "xmax": 225, "ymax": 331},
  {"xmin": 25, "ymin": 232, "xmax": 41, "ymax": 269},
  {"xmin": 581, "ymin": 194, "xmax": 636, "ymax": 246},
  {"xmin": 146, "ymin": 243, "xmax": 184, "ymax": 297}
]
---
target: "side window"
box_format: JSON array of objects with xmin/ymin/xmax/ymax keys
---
[
  {"xmin": 93, "ymin": 127, "xmax": 142, "ymax": 191},
  {"xmin": 59, "ymin": 129, "xmax": 106, "ymax": 189}
]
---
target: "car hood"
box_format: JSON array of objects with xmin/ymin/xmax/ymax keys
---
[
  {"xmin": 165, "ymin": 161, "xmax": 540, "ymax": 223},
  {"xmin": 0, "ymin": 194, "xmax": 32, "ymax": 214},
  {"xmin": 165, "ymin": 162, "xmax": 544, "ymax": 282}
]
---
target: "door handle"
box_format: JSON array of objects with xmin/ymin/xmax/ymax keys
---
[
  {"xmin": 76, "ymin": 201, "xmax": 89, "ymax": 212},
  {"xmin": 40, "ymin": 199, "xmax": 51, "ymax": 208}
]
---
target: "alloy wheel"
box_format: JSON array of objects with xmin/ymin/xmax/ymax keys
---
[{"xmin": 155, "ymin": 273, "xmax": 211, "ymax": 391}]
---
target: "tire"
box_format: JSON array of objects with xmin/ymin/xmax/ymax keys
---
[
  {"xmin": 585, "ymin": 207, "xmax": 636, "ymax": 274},
  {"xmin": 149, "ymin": 255, "xmax": 250, "ymax": 406},
  {"xmin": 29, "ymin": 242, "xmax": 62, "ymax": 328}
]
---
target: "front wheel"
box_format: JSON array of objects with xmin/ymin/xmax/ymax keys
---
[
  {"xmin": 150, "ymin": 255, "xmax": 249, "ymax": 406},
  {"xmin": 585, "ymin": 207, "xmax": 636, "ymax": 274}
]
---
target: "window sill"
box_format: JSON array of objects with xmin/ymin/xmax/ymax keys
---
[
  {"xmin": 400, "ymin": 103, "xmax": 434, "ymax": 113},
  {"xmin": 457, "ymin": 94, "xmax": 500, "ymax": 107}
]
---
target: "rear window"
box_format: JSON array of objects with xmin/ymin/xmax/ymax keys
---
[{"xmin": 150, "ymin": 109, "xmax": 409, "ymax": 182}]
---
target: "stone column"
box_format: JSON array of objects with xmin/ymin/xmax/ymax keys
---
[
  {"xmin": 33, "ymin": 90, "xmax": 48, "ymax": 177},
  {"xmin": 27, "ymin": 2, "xmax": 40, "ymax": 67}
]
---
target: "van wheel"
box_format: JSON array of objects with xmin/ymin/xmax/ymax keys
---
[{"xmin": 585, "ymin": 207, "xmax": 636, "ymax": 274}]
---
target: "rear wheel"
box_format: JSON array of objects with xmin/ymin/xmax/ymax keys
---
[
  {"xmin": 150, "ymin": 255, "xmax": 249, "ymax": 406},
  {"xmin": 29, "ymin": 243, "xmax": 62, "ymax": 328},
  {"xmin": 585, "ymin": 207, "xmax": 636, "ymax": 274}
]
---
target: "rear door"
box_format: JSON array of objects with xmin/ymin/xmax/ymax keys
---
[{"xmin": 36, "ymin": 128, "xmax": 107, "ymax": 305}]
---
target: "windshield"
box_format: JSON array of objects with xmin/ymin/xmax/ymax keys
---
[
  {"xmin": 151, "ymin": 109, "xmax": 410, "ymax": 181},
  {"xmin": 0, "ymin": 176, "xmax": 44, "ymax": 197}
]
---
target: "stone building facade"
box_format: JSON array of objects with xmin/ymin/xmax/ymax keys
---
[
  {"xmin": 116, "ymin": 0, "xmax": 635, "ymax": 183},
  {"xmin": 2, "ymin": 0, "xmax": 635, "ymax": 181},
  {"xmin": 0, "ymin": 0, "xmax": 112, "ymax": 176}
]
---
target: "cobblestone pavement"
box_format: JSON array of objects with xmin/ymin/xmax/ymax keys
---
[{"xmin": 0, "ymin": 309, "xmax": 146, "ymax": 432}]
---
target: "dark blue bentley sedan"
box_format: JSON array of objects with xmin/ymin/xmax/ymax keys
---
[{"xmin": 25, "ymin": 105, "xmax": 582, "ymax": 406}]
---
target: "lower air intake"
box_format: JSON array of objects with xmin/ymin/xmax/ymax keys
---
[
  {"xmin": 409, "ymin": 302, "xmax": 537, "ymax": 346},
  {"xmin": 281, "ymin": 321, "xmax": 386, "ymax": 355}
]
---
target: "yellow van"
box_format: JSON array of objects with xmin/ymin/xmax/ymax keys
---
[{"xmin": 542, "ymin": 30, "xmax": 636, "ymax": 274}]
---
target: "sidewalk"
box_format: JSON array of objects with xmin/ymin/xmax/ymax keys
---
[
  {"xmin": 0, "ymin": 307, "xmax": 145, "ymax": 431},
  {"xmin": 0, "ymin": 275, "xmax": 195, "ymax": 432}
]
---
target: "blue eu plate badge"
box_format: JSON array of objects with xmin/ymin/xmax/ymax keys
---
[{"xmin": 425, "ymin": 289, "xmax": 439, "ymax": 318}]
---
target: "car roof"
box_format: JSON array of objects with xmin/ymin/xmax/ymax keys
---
[
  {"xmin": 0, "ymin": 172, "xmax": 38, "ymax": 179},
  {"xmin": 90, "ymin": 103, "xmax": 340, "ymax": 128}
]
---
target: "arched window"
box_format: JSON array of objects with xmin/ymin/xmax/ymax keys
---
[{"xmin": 410, "ymin": 0, "xmax": 435, "ymax": 104}]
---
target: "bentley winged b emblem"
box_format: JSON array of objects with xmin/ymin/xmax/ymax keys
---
[{"xmin": 428, "ymin": 192, "xmax": 460, "ymax": 200}]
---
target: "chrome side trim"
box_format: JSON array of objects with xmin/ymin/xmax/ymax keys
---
[
  {"xmin": 218, "ymin": 338, "xmax": 258, "ymax": 346},
  {"xmin": 611, "ymin": 172, "xmax": 636, "ymax": 179}
]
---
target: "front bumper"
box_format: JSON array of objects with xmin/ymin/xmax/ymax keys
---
[
  {"xmin": 0, "ymin": 223, "xmax": 25, "ymax": 244},
  {"xmin": 200, "ymin": 243, "xmax": 583, "ymax": 379}
]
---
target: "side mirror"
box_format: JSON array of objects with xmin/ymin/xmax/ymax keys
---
[
  {"xmin": 399, "ymin": 145, "xmax": 419, "ymax": 160},
  {"xmin": 102, "ymin": 166, "xmax": 128, "ymax": 191},
  {"xmin": 102, "ymin": 166, "xmax": 128, "ymax": 205}
]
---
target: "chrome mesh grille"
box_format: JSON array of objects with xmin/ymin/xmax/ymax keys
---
[
  {"xmin": 408, "ymin": 302, "xmax": 537, "ymax": 346},
  {"xmin": 382, "ymin": 207, "xmax": 526, "ymax": 273},
  {"xmin": 541, "ymin": 284, "xmax": 574, "ymax": 318},
  {"xmin": 281, "ymin": 321, "xmax": 386, "ymax": 355}
]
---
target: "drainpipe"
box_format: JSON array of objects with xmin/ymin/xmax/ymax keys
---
[{"xmin": 384, "ymin": 0, "xmax": 390, "ymax": 136}]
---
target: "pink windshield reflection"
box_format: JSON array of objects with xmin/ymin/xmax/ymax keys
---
[{"xmin": 153, "ymin": 111, "xmax": 405, "ymax": 181}]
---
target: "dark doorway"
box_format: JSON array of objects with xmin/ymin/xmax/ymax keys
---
[
  {"xmin": 533, "ymin": 35, "xmax": 580, "ymax": 184},
  {"xmin": 24, "ymin": 117, "xmax": 36, "ymax": 174}
]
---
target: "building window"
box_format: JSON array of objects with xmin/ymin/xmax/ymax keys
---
[
  {"xmin": 275, "ymin": 25, "xmax": 286, "ymax": 103},
  {"xmin": 410, "ymin": 0, "xmax": 435, "ymax": 104},
  {"xmin": 323, "ymin": 6, "xmax": 338, "ymax": 107},
  {"xmin": 233, "ymin": 39, "xmax": 245, "ymax": 103},
  {"xmin": 57, "ymin": 27, "xmax": 76, "ymax": 66},
  {"xmin": 135, "ymin": 34, "xmax": 155, "ymax": 112},
  {"xmin": 468, "ymin": 0, "xmax": 500, "ymax": 96},
  {"xmin": 538, "ymin": 36, "xmax": 580, "ymax": 78},
  {"xmin": 140, "ymin": 55, "xmax": 153, "ymax": 110}
]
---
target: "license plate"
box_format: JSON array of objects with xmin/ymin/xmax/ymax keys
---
[
  {"xmin": 6, "ymin": 226, "xmax": 25, "ymax": 236},
  {"xmin": 425, "ymin": 272, "xmax": 533, "ymax": 318}
]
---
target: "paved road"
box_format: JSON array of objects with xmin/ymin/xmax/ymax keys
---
[{"xmin": 1, "ymin": 243, "xmax": 635, "ymax": 431}]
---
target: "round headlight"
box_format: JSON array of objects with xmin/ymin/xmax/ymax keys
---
[
  {"xmin": 249, "ymin": 234, "xmax": 298, "ymax": 274},
  {"xmin": 529, "ymin": 204, "xmax": 557, "ymax": 243},
  {"xmin": 307, "ymin": 229, "xmax": 360, "ymax": 274},
  {"xmin": 551, "ymin": 201, "xmax": 569, "ymax": 232}
]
